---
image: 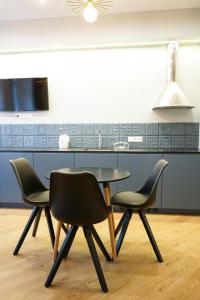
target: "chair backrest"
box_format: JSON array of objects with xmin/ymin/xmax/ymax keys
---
[
  {"xmin": 50, "ymin": 171, "xmax": 108, "ymax": 226},
  {"xmin": 139, "ymin": 159, "xmax": 168, "ymax": 207},
  {"xmin": 10, "ymin": 157, "xmax": 47, "ymax": 204}
]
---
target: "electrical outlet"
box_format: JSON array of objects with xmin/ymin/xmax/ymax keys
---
[
  {"xmin": 128, "ymin": 136, "xmax": 143, "ymax": 143},
  {"xmin": 15, "ymin": 113, "xmax": 33, "ymax": 119}
]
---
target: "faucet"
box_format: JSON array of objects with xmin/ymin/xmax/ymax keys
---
[{"xmin": 96, "ymin": 130, "xmax": 102, "ymax": 149}]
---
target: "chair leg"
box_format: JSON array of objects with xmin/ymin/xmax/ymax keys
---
[
  {"xmin": 83, "ymin": 227, "xmax": 108, "ymax": 293},
  {"xmin": 45, "ymin": 225, "xmax": 78, "ymax": 288},
  {"xmin": 90, "ymin": 226, "xmax": 112, "ymax": 261},
  {"xmin": 63, "ymin": 225, "xmax": 78, "ymax": 259},
  {"xmin": 62, "ymin": 223, "xmax": 69, "ymax": 234},
  {"xmin": 138, "ymin": 210, "xmax": 163, "ymax": 263},
  {"xmin": 32, "ymin": 208, "xmax": 42, "ymax": 237},
  {"xmin": 116, "ymin": 209, "xmax": 133, "ymax": 257},
  {"xmin": 114, "ymin": 209, "xmax": 128, "ymax": 238},
  {"xmin": 44, "ymin": 207, "xmax": 55, "ymax": 249},
  {"xmin": 13, "ymin": 206, "xmax": 40, "ymax": 255}
]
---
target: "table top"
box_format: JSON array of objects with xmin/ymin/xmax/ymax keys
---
[{"xmin": 46, "ymin": 167, "xmax": 130, "ymax": 183}]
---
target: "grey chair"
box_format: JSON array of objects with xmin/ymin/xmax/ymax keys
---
[
  {"xmin": 10, "ymin": 157, "xmax": 55, "ymax": 255},
  {"xmin": 111, "ymin": 159, "xmax": 168, "ymax": 262},
  {"xmin": 45, "ymin": 171, "xmax": 111, "ymax": 293}
]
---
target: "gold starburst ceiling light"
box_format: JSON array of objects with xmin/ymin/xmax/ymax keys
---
[{"xmin": 66, "ymin": 0, "xmax": 112, "ymax": 23}]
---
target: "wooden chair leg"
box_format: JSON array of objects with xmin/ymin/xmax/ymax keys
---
[
  {"xmin": 53, "ymin": 221, "xmax": 62, "ymax": 260},
  {"xmin": 32, "ymin": 208, "xmax": 42, "ymax": 237}
]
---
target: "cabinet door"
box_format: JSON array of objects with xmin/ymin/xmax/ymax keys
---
[
  {"xmin": 75, "ymin": 153, "xmax": 118, "ymax": 196},
  {"xmin": 0, "ymin": 152, "xmax": 33, "ymax": 205},
  {"xmin": 118, "ymin": 153, "xmax": 162, "ymax": 208},
  {"xmin": 34, "ymin": 152, "xmax": 75, "ymax": 187},
  {"xmin": 162, "ymin": 154, "xmax": 200, "ymax": 209}
]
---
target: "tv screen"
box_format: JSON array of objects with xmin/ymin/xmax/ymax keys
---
[{"xmin": 0, "ymin": 77, "xmax": 49, "ymax": 111}]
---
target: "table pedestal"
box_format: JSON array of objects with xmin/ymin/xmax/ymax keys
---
[{"xmin": 103, "ymin": 182, "xmax": 117, "ymax": 261}]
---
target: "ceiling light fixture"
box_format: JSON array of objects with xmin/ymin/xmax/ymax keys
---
[{"xmin": 66, "ymin": 0, "xmax": 112, "ymax": 23}]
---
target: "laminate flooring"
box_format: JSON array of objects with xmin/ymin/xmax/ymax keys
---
[{"xmin": 0, "ymin": 208, "xmax": 200, "ymax": 300}]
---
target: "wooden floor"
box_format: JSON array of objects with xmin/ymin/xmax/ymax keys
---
[{"xmin": 1, "ymin": 209, "xmax": 200, "ymax": 300}]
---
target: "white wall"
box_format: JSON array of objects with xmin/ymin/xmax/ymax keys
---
[
  {"xmin": 0, "ymin": 8, "xmax": 200, "ymax": 50},
  {"xmin": 0, "ymin": 9, "xmax": 200, "ymax": 123}
]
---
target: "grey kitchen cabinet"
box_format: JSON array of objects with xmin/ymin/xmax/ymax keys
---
[
  {"xmin": 1, "ymin": 150, "xmax": 200, "ymax": 211},
  {"xmin": 75, "ymin": 153, "xmax": 118, "ymax": 196},
  {"xmin": 162, "ymin": 154, "xmax": 200, "ymax": 210},
  {"xmin": 0, "ymin": 152, "xmax": 33, "ymax": 206},
  {"xmin": 117, "ymin": 153, "xmax": 163, "ymax": 208},
  {"xmin": 33, "ymin": 152, "xmax": 75, "ymax": 187}
]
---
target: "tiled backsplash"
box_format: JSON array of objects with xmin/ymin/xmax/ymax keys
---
[{"xmin": 0, "ymin": 123, "xmax": 199, "ymax": 149}]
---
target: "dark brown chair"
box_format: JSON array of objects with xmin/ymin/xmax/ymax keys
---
[
  {"xmin": 111, "ymin": 159, "xmax": 168, "ymax": 262},
  {"xmin": 45, "ymin": 171, "xmax": 111, "ymax": 293},
  {"xmin": 10, "ymin": 158, "xmax": 55, "ymax": 255}
]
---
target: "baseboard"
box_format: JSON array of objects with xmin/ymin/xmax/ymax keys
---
[
  {"xmin": 1, "ymin": 203, "xmax": 200, "ymax": 215},
  {"xmin": 113, "ymin": 206, "xmax": 200, "ymax": 215},
  {"xmin": 0, "ymin": 202, "xmax": 31, "ymax": 208}
]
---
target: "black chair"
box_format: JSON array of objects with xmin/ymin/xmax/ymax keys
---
[
  {"xmin": 45, "ymin": 171, "xmax": 111, "ymax": 293},
  {"xmin": 10, "ymin": 157, "xmax": 55, "ymax": 255},
  {"xmin": 111, "ymin": 159, "xmax": 168, "ymax": 262}
]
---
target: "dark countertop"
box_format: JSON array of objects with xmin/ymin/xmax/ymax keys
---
[{"xmin": 0, "ymin": 147, "xmax": 200, "ymax": 153}]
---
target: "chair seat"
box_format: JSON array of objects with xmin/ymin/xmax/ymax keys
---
[
  {"xmin": 28, "ymin": 190, "xmax": 49, "ymax": 207},
  {"xmin": 111, "ymin": 191, "xmax": 147, "ymax": 209}
]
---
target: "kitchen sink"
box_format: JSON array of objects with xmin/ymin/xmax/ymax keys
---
[{"xmin": 81, "ymin": 147, "xmax": 112, "ymax": 152}]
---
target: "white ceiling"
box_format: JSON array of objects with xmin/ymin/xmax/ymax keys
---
[{"xmin": 0, "ymin": 0, "xmax": 200, "ymax": 21}]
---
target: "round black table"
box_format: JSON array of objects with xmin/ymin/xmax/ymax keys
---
[
  {"xmin": 46, "ymin": 167, "xmax": 130, "ymax": 183},
  {"xmin": 47, "ymin": 167, "xmax": 130, "ymax": 261}
]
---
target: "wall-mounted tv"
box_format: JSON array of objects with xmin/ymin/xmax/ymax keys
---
[{"xmin": 0, "ymin": 77, "xmax": 49, "ymax": 111}]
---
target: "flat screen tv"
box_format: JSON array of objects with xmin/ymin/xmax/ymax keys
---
[{"xmin": 0, "ymin": 77, "xmax": 49, "ymax": 111}]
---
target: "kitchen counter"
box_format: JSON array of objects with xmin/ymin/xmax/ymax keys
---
[
  {"xmin": 0, "ymin": 147, "xmax": 200, "ymax": 153},
  {"xmin": 1, "ymin": 147, "xmax": 200, "ymax": 212}
]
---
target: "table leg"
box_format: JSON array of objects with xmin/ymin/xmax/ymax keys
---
[
  {"xmin": 53, "ymin": 221, "xmax": 62, "ymax": 260},
  {"xmin": 53, "ymin": 223, "xmax": 70, "ymax": 260},
  {"xmin": 108, "ymin": 184, "xmax": 115, "ymax": 231},
  {"xmin": 103, "ymin": 182, "xmax": 117, "ymax": 261}
]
